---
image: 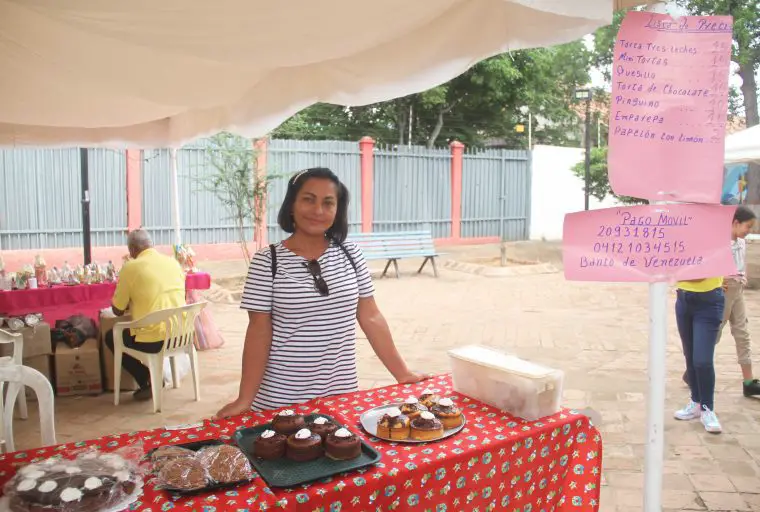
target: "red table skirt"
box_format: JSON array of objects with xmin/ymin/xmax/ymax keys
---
[
  {"xmin": 0, "ymin": 272, "xmax": 211, "ymax": 326},
  {"xmin": 0, "ymin": 375, "xmax": 603, "ymax": 511}
]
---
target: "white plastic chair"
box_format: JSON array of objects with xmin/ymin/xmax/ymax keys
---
[
  {"xmin": 112, "ymin": 302, "xmax": 206, "ymax": 413},
  {"xmin": 0, "ymin": 328, "xmax": 56, "ymax": 452}
]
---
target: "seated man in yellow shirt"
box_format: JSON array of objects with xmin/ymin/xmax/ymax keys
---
[{"xmin": 105, "ymin": 230, "xmax": 186, "ymax": 401}]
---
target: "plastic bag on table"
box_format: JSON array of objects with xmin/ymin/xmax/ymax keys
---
[
  {"xmin": 153, "ymin": 444, "xmax": 252, "ymax": 491},
  {"xmin": 186, "ymin": 289, "xmax": 225, "ymax": 351},
  {"xmin": 4, "ymin": 445, "xmax": 146, "ymax": 512}
]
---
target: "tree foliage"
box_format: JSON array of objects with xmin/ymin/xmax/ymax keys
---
[
  {"xmin": 273, "ymin": 41, "xmax": 593, "ymax": 148},
  {"xmin": 593, "ymin": 3, "xmax": 760, "ymax": 126},
  {"xmin": 200, "ymin": 133, "xmax": 280, "ymax": 262},
  {"xmin": 676, "ymin": 0, "xmax": 760, "ymax": 126}
]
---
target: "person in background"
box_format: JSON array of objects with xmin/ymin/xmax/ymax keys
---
[
  {"xmin": 673, "ymin": 269, "xmax": 725, "ymax": 433},
  {"xmin": 215, "ymin": 167, "xmax": 428, "ymax": 418},
  {"xmin": 106, "ymin": 229, "xmax": 186, "ymax": 401},
  {"xmin": 719, "ymin": 206, "xmax": 759, "ymax": 397}
]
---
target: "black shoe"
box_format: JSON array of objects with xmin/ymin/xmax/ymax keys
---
[
  {"xmin": 743, "ymin": 379, "xmax": 760, "ymax": 397},
  {"xmin": 682, "ymin": 371, "xmax": 689, "ymax": 386},
  {"xmin": 133, "ymin": 386, "xmax": 153, "ymax": 402}
]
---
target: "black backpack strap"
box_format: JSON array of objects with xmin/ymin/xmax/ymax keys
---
[
  {"xmin": 338, "ymin": 242, "xmax": 358, "ymax": 274},
  {"xmin": 269, "ymin": 244, "xmax": 277, "ymax": 280}
]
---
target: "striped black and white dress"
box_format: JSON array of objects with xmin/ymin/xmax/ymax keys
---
[{"xmin": 240, "ymin": 240, "xmax": 374, "ymax": 411}]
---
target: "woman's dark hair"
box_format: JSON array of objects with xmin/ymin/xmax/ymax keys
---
[
  {"xmin": 277, "ymin": 167, "xmax": 350, "ymax": 243},
  {"xmin": 734, "ymin": 205, "xmax": 757, "ymax": 223}
]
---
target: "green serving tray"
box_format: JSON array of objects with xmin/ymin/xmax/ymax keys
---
[{"xmin": 233, "ymin": 414, "xmax": 381, "ymax": 488}]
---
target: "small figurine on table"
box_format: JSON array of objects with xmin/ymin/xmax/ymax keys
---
[
  {"xmin": 106, "ymin": 261, "xmax": 118, "ymax": 282},
  {"xmin": 61, "ymin": 261, "xmax": 73, "ymax": 284},
  {"xmin": 18, "ymin": 265, "xmax": 33, "ymax": 289},
  {"xmin": 174, "ymin": 244, "xmax": 197, "ymax": 273},
  {"xmin": 34, "ymin": 254, "xmax": 48, "ymax": 287},
  {"xmin": 48, "ymin": 267, "xmax": 61, "ymax": 285}
]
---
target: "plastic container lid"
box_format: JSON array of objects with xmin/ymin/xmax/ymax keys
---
[{"xmin": 448, "ymin": 345, "xmax": 555, "ymax": 379}]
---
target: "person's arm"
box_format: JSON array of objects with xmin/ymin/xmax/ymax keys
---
[
  {"xmin": 215, "ymin": 312, "xmax": 272, "ymax": 417},
  {"xmin": 111, "ymin": 265, "xmax": 131, "ymax": 316}
]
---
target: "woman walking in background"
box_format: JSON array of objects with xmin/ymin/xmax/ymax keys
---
[{"xmin": 719, "ymin": 206, "xmax": 759, "ymax": 397}]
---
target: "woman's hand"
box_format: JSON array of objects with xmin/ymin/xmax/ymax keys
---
[
  {"xmin": 214, "ymin": 398, "xmax": 251, "ymax": 419},
  {"xmin": 395, "ymin": 371, "xmax": 435, "ymax": 384}
]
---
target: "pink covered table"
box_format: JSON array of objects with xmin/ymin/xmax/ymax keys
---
[{"xmin": 0, "ymin": 272, "xmax": 211, "ymax": 325}]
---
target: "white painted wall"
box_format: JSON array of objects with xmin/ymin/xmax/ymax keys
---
[{"xmin": 530, "ymin": 144, "xmax": 619, "ymax": 241}]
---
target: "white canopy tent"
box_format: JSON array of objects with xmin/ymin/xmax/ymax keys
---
[
  {"xmin": 2, "ymin": 1, "xmax": 670, "ymax": 509},
  {"xmin": 1, "ymin": 0, "xmax": 644, "ymax": 147},
  {"xmin": 725, "ymin": 124, "xmax": 760, "ymax": 164}
]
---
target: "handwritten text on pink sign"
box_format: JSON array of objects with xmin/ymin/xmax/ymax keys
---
[
  {"xmin": 563, "ymin": 205, "xmax": 736, "ymax": 282},
  {"xmin": 608, "ymin": 12, "xmax": 733, "ymax": 204}
]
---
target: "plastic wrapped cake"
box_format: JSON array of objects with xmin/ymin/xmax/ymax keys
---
[{"xmin": 4, "ymin": 449, "xmax": 144, "ymax": 512}]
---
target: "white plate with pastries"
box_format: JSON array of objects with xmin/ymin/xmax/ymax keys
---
[{"xmin": 359, "ymin": 397, "xmax": 466, "ymax": 444}]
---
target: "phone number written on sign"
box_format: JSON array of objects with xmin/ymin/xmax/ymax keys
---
[{"xmin": 583, "ymin": 210, "xmax": 698, "ymax": 269}]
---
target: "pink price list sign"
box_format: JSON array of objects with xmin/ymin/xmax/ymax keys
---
[
  {"xmin": 563, "ymin": 204, "xmax": 736, "ymax": 283},
  {"xmin": 608, "ymin": 11, "xmax": 733, "ymax": 204}
]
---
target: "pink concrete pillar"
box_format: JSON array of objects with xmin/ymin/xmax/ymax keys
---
[
  {"xmin": 125, "ymin": 149, "xmax": 142, "ymax": 232},
  {"xmin": 450, "ymin": 140, "xmax": 465, "ymax": 240},
  {"xmin": 359, "ymin": 136, "xmax": 375, "ymax": 233},
  {"xmin": 253, "ymin": 138, "xmax": 269, "ymax": 249}
]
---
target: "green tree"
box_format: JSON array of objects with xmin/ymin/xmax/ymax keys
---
[
  {"xmin": 676, "ymin": 0, "xmax": 760, "ymax": 127},
  {"xmin": 273, "ymin": 41, "xmax": 592, "ymax": 148},
  {"xmin": 571, "ymin": 147, "xmax": 647, "ymax": 205},
  {"xmin": 200, "ymin": 133, "xmax": 280, "ymax": 262}
]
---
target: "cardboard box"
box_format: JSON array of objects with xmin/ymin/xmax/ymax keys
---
[
  {"xmin": 55, "ymin": 338, "xmax": 103, "ymax": 396},
  {"xmin": 22, "ymin": 354, "xmax": 54, "ymax": 401},
  {"xmin": 0, "ymin": 322, "xmax": 52, "ymax": 359},
  {"xmin": 99, "ymin": 311, "xmax": 139, "ymax": 392}
]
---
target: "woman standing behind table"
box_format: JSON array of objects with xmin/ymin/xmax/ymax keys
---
[
  {"xmin": 674, "ymin": 269, "xmax": 725, "ymax": 432},
  {"xmin": 216, "ymin": 168, "xmax": 428, "ymax": 417}
]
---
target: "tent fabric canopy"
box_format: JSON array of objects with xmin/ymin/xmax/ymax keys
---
[
  {"xmin": 1, "ymin": 0, "xmax": 643, "ymax": 148},
  {"xmin": 725, "ymin": 125, "xmax": 760, "ymax": 164}
]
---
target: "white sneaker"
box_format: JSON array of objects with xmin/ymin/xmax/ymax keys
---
[
  {"xmin": 700, "ymin": 406, "xmax": 722, "ymax": 434},
  {"xmin": 674, "ymin": 400, "xmax": 701, "ymax": 421}
]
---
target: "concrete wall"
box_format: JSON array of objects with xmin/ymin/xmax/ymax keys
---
[{"xmin": 529, "ymin": 145, "xmax": 618, "ymax": 241}]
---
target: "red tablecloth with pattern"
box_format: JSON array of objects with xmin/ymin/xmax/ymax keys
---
[
  {"xmin": 0, "ymin": 375, "xmax": 602, "ymax": 511},
  {"xmin": 0, "ymin": 272, "xmax": 212, "ymax": 325}
]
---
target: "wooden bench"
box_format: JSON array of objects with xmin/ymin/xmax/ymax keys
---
[{"xmin": 348, "ymin": 231, "xmax": 440, "ymax": 278}]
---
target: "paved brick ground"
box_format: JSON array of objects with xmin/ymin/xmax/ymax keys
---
[{"xmin": 10, "ymin": 243, "xmax": 760, "ymax": 511}]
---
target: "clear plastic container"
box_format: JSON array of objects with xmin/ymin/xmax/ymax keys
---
[{"xmin": 448, "ymin": 345, "xmax": 564, "ymax": 421}]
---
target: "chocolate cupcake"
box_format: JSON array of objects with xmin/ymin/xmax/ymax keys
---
[
  {"xmin": 286, "ymin": 428, "xmax": 324, "ymax": 462},
  {"xmin": 253, "ymin": 429, "xmax": 287, "ymax": 460},
  {"xmin": 431, "ymin": 397, "xmax": 464, "ymax": 429},
  {"xmin": 271, "ymin": 409, "xmax": 306, "ymax": 435},
  {"xmin": 418, "ymin": 388, "xmax": 441, "ymax": 409},
  {"xmin": 325, "ymin": 428, "xmax": 362, "ymax": 460},
  {"xmin": 410, "ymin": 411, "xmax": 444, "ymax": 441},
  {"xmin": 376, "ymin": 407, "xmax": 411, "ymax": 440},
  {"xmin": 308, "ymin": 416, "xmax": 338, "ymax": 441},
  {"xmin": 400, "ymin": 396, "xmax": 424, "ymax": 419}
]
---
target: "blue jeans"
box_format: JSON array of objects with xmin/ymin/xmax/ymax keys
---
[{"xmin": 675, "ymin": 288, "xmax": 725, "ymax": 411}]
